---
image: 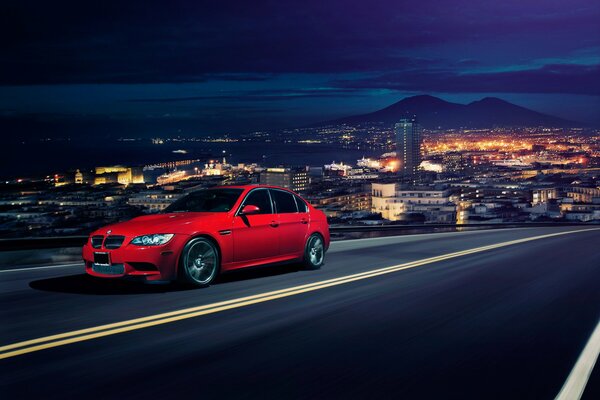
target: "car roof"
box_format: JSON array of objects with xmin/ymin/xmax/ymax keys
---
[{"xmin": 211, "ymin": 184, "xmax": 294, "ymax": 191}]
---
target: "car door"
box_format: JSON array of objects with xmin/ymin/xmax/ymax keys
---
[
  {"xmin": 270, "ymin": 189, "xmax": 308, "ymax": 256},
  {"xmin": 232, "ymin": 188, "xmax": 280, "ymax": 263}
]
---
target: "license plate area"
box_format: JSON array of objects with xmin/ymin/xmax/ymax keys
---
[
  {"xmin": 92, "ymin": 263, "xmax": 125, "ymax": 275},
  {"xmin": 94, "ymin": 252, "xmax": 110, "ymax": 266}
]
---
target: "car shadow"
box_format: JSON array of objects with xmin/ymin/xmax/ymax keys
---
[
  {"xmin": 29, "ymin": 263, "xmax": 303, "ymax": 295},
  {"xmin": 29, "ymin": 274, "xmax": 192, "ymax": 295}
]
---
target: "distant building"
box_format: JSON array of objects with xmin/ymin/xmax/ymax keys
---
[
  {"xmin": 94, "ymin": 166, "xmax": 144, "ymax": 186},
  {"xmin": 371, "ymin": 183, "xmax": 456, "ymax": 222},
  {"xmin": 128, "ymin": 192, "xmax": 183, "ymax": 212},
  {"xmin": 260, "ymin": 167, "xmax": 309, "ymax": 192},
  {"xmin": 74, "ymin": 169, "xmax": 83, "ymax": 184},
  {"xmin": 443, "ymin": 152, "xmax": 471, "ymax": 174},
  {"xmin": 324, "ymin": 161, "xmax": 352, "ymax": 176},
  {"xmin": 310, "ymin": 192, "xmax": 372, "ymax": 212},
  {"xmin": 420, "ymin": 160, "xmax": 443, "ymax": 173},
  {"xmin": 567, "ymin": 187, "xmax": 600, "ymax": 203},
  {"xmin": 157, "ymin": 170, "xmax": 186, "ymax": 185},
  {"xmin": 395, "ymin": 118, "xmax": 423, "ymax": 179},
  {"xmin": 531, "ymin": 187, "xmax": 558, "ymax": 205},
  {"xmin": 308, "ymin": 167, "xmax": 324, "ymax": 180}
]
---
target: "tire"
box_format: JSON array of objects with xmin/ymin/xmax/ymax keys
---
[
  {"xmin": 179, "ymin": 237, "xmax": 220, "ymax": 287},
  {"xmin": 303, "ymin": 233, "xmax": 325, "ymax": 270}
]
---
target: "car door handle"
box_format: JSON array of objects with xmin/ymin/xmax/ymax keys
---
[
  {"xmin": 270, "ymin": 221, "xmax": 279, "ymax": 228},
  {"xmin": 300, "ymin": 218, "xmax": 308, "ymax": 224}
]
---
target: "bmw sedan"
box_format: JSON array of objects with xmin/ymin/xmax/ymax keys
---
[{"xmin": 82, "ymin": 185, "xmax": 330, "ymax": 286}]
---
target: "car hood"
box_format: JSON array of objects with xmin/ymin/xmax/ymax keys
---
[{"xmin": 93, "ymin": 212, "xmax": 227, "ymax": 237}]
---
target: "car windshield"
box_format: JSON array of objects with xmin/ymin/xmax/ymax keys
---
[{"xmin": 163, "ymin": 188, "xmax": 244, "ymax": 213}]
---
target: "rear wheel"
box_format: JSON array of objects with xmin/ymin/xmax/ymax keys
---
[
  {"xmin": 179, "ymin": 237, "xmax": 219, "ymax": 287},
  {"xmin": 303, "ymin": 233, "xmax": 325, "ymax": 270}
]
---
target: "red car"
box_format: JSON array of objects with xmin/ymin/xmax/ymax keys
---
[{"xmin": 83, "ymin": 185, "xmax": 329, "ymax": 286}]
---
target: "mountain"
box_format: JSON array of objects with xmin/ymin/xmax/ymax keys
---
[{"xmin": 321, "ymin": 95, "xmax": 578, "ymax": 128}]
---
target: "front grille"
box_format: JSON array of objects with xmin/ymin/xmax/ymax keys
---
[
  {"xmin": 91, "ymin": 235, "xmax": 104, "ymax": 249},
  {"xmin": 104, "ymin": 235, "xmax": 125, "ymax": 249}
]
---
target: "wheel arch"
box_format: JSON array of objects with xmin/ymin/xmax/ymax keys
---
[
  {"xmin": 306, "ymin": 228, "xmax": 329, "ymax": 251},
  {"xmin": 176, "ymin": 233, "xmax": 223, "ymax": 277}
]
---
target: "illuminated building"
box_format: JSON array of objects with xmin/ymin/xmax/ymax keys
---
[
  {"xmin": 567, "ymin": 186, "xmax": 600, "ymax": 203},
  {"xmin": 531, "ymin": 187, "xmax": 558, "ymax": 205},
  {"xmin": 357, "ymin": 156, "xmax": 382, "ymax": 169},
  {"xmin": 371, "ymin": 183, "xmax": 455, "ymax": 222},
  {"xmin": 310, "ymin": 192, "xmax": 372, "ymax": 212},
  {"xmin": 128, "ymin": 192, "xmax": 183, "ymax": 212},
  {"xmin": 395, "ymin": 118, "xmax": 422, "ymax": 179},
  {"xmin": 74, "ymin": 169, "xmax": 83, "ymax": 184},
  {"xmin": 420, "ymin": 160, "xmax": 443, "ymax": 173},
  {"xmin": 260, "ymin": 167, "xmax": 309, "ymax": 192},
  {"xmin": 324, "ymin": 161, "xmax": 352, "ymax": 176},
  {"xmin": 145, "ymin": 159, "xmax": 201, "ymax": 169},
  {"xmin": 560, "ymin": 205, "xmax": 600, "ymax": 221},
  {"xmin": 203, "ymin": 160, "xmax": 229, "ymax": 176},
  {"xmin": 94, "ymin": 166, "xmax": 144, "ymax": 186},
  {"xmin": 95, "ymin": 166, "xmax": 128, "ymax": 175},
  {"xmin": 442, "ymin": 152, "xmax": 470, "ymax": 174},
  {"xmin": 156, "ymin": 170, "xmax": 186, "ymax": 185},
  {"xmin": 491, "ymin": 159, "xmax": 531, "ymax": 168}
]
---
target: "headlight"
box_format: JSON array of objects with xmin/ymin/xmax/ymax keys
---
[{"xmin": 130, "ymin": 234, "xmax": 174, "ymax": 246}]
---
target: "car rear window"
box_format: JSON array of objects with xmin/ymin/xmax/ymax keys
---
[
  {"xmin": 294, "ymin": 195, "xmax": 308, "ymax": 213},
  {"xmin": 271, "ymin": 189, "xmax": 298, "ymax": 213}
]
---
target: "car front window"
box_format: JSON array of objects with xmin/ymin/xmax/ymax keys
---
[
  {"xmin": 163, "ymin": 188, "xmax": 244, "ymax": 213},
  {"xmin": 241, "ymin": 189, "xmax": 273, "ymax": 214}
]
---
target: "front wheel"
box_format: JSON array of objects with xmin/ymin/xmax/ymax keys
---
[
  {"xmin": 303, "ymin": 233, "xmax": 325, "ymax": 270},
  {"xmin": 179, "ymin": 237, "xmax": 220, "ymax": 287}
]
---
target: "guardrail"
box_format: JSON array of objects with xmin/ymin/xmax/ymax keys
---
[
  {"xmin": 0, "ymin": 222, "xmax": 594, "ymax": 252},
  {"xmin": 329, "ymin": 221, "xmax": 593, "ymax": 232}
]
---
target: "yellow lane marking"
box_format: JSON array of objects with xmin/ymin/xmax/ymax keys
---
[{"xmin": 1, "ymin": 228, "xmax": 598, "ymax": 360}]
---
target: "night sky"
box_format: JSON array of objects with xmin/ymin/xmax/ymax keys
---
[{"xmin": 1, "ymin": 0, "xmax": 599, "ymax": 136}]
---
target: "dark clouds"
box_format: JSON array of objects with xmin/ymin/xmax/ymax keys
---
[
  {"xmin": 334, "ymin": 64, "xmax": 600, "ymax": 96},
  {"xmin": 2, "ymin": 1, "xmax": 599, "ymax": 85},
  {"xmin": 126, "ymin": 88, "xmax": 366, "ymax": 103},
  {"xmin": 1, "ymin": 0, "xmax": 599, "ymax": 127}
]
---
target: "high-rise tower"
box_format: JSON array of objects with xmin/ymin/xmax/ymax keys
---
[{"xmin": 395, "ymin": 118, "xmax": 422, "ymax": 179}]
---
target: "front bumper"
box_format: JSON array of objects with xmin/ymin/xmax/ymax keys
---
[{"xmin": 82, "ymin": 234, "xmax": 190, "ymax": 282}]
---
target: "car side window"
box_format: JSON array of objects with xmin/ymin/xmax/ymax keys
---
[
  {"xmin": 242, "ymin": 189, "xmax": 273, "ymax": 214},
  {"xmin": 294, "ymin": 195, "xmax": 308, "ymax": 213},
  {"xmin": 271, "ymin": 189, "xmax": 298, "ymax": 213}
]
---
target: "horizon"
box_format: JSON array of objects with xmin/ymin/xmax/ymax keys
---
[{"xmin": 0, "ymin": 94, "xmax": 594, "ymax": 142}]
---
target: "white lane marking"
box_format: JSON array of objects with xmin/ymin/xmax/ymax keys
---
[
  {"xmin": 0, "ymin": 263, "xmax": 83, "ymax": 273},
  {"xmin": 555, "ymin": 319, "xmax": 600, "ymax": 400}
]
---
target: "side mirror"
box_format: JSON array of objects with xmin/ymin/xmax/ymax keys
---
[{"xmin": 240, "ymin": 205, "xmax": 260, "ymax": 215}]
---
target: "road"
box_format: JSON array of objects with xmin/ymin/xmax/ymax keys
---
[{"xmin": 1, "ymin": 227, "xmax": 599, "ymax": 399}]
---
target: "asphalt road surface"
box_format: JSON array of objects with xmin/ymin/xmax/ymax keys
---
[{"xmin": 1, "ymin": 227, "xmax": 599, "ymax": 399}]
